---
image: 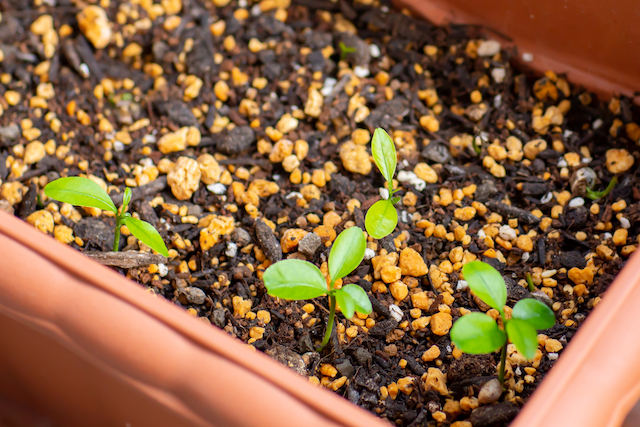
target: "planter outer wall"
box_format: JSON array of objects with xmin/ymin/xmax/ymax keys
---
[
  {"xmin": 394, "ymin": 0, "xmax": 640, "ymax": 98},
  {"xmin": 0, "ymin": 211, "xmax": 390, "ymax": 427},
  {"xmin": 394, "ymin": 0, "xmax": 640, "ymax": 426}
]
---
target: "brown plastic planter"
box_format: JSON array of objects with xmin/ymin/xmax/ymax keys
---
[
  {"xmin": 2, "ymin": 3, "xmax": 640, "ymax": 427},
  {"xmin": 0, "ymin": 210, "xmax": 388, "ymax": 427}
]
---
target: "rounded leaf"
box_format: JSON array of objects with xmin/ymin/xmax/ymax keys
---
[
  {"xmin": 365, "ymin": 199, "xmax": 398, "ymax": 239},
  {"xmin": 45, "ymin": 177, "xmax": 117, "ymax": 214},
  {"xmin": 122, "ymin": 217, "xmax": 169, "ymax": 257},
  {"xmin": 506, "ymin": 318, "xmax": 539, "ymax": 360},
  {"xmin": 340, "ymin": 284, "xmax": 372, "ymax": 315},
  {"xmin": 512, "ymin": 298, "xmax": 555, "ymax": 330},
  {"xmin": 335, "ymin": 289, "xmax": 355, "ymax": 320},
  {"xmin": 329, "ymin": 226, "xmax": 366, "ymax": 283},
  {"xmin": 263, "ymin": 259, "xmax": 327, "ymax": 300},
  {"xmin": 462, "ymin": 261, "xmax": 506, "ymax": 312},
  {"xmin": 371, "ymin": 128, "xmax": 397, "ymax": 183},
  {"xmin": 450, "ymin": 312, "xmax": 506, "ymax": 354}
]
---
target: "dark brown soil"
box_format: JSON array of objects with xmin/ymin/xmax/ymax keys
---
[{"xmin": 2, "ymin": 1, "xmax": 639, "ymax": 426}]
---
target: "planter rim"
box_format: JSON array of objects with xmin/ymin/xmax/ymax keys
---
[
  {"xmin": 394, "ymin": 0, "xmax": 640, "ymax": 100},
  {"xmin": 0, "ymin": 210, "xmax": 389, "ymax": 427}
]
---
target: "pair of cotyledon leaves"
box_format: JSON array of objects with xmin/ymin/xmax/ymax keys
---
[
  {"xmin": 44, "ymin": 177, "xmax": 169, "ymax": 257},
  {"xmin": 263, "ymin": 226, "xmax": 372, "ymax": 319},
  {"xmin": 450, "ymin": 261, "xmax": 556, "ymax": 359},
  {"xmin": 365, "ymin": 128, "xmax": 399, "ymax": 239}
]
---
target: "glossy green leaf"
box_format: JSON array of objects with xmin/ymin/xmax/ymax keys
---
[
  {"xmin": 335, "ymin": 288, "xmax": 356, "ymax": 319},
  {"xmin": 263, "ymin": 259, "xmax": 327, "ymax": 300},
  {"xmin": 45, "ymin": 177, "xmax": 117, "ymax": 214},
  {"xmin": 450, "ymin": 312, "xmax": 506, "ymax": 354},
  {"xmin": 365, "ymin": 199, "xmax": 398, "ymax": 239},
  {"xmin": 122, "ymin": 216, "xmax": 169, "ymax": 257},
  {"xmin": 371, "ymin": 128, "xmax": 397, "ymax": 183},
  {"xmin": 340, "ymin": 284, "xmax": 372, "ymax": 315},
  {"xmin": 122, "ymin": 187, "xmax": 132, "ymax": 211},
  {"xmin": 462, "ymin": 261, "xmax": 507, "ymax": 312},
  {"xmin": 512, "ymin": 298, "xmax": 555, "ymax": 330},
  {"xmin": 329, "ymin": 226, "xmax": 366, "ymax": 283},
  {"xmin": 506, "ymin": 318, "xmax": 539, "ymax": 360}
]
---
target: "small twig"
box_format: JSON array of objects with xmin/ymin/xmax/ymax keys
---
[{"xmin": 84, "ymin": 251, "xmax": 166, "ymax": 268}]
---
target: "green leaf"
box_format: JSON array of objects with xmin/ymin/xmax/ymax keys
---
[
  {"xmin": 450, "ymin": 312, "xmax": 506, "ymax": 354},
  {"xmin": 512, "ymin": 298, "xmax": 555, "ymax": 330},
  {"xmin": 122, "ymin": 187, "xmax": 132, "ymax": 211},
  {"xmin": 371, "ymin": 128, "xmax": 397, "ymax": 183},
  {"xmin": 122, "ymin": 217, "xmax": 169, "ymax": 257},
  {"xmin": 335, "ymin": 289, "xmax": 355, "ymax": 319},
  {"xmin": 462, "ymin": 261, "xmax": 507, "ymax": 312},
  {"xmin": 340, "ymin": 284, "xmax": 372, "ymax": 314},
  {"xmin": 506, "ymin": 318, "xmax": 539, "ymax": 360},
  {"xmin": 45, "ymin": 177, "xmax": 117, "ymax": 214},
  {"xmin": 329, "ymin": 226, "xmax": 366, "ymax": 283},
  {"xmin": 263, "ymin": 259, "xmax": 327, "ymax": 300},
  {"xmin": 365, "ymin": 199, "xmax": 398, "ymax": 239},
  {"xmin": 586, "ymin": 176, "xmax": 617, "ymax": 201}
]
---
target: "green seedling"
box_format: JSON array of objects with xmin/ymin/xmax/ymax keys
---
[
  {"xmin": 450, "ymin": 261, "xmax": 555, "ymax": 384},
  {"xmin": 44, "ymin": 177, "xmax": 169, "ymax": 257},
  {"xmin": 365, "ymin": 128, "xmax": 400, "ymax": 239},
  {"xmin": 525, "ymin": 272, "xmax": 536, "ymax": 292},
  {"xmin": 263, "ymin": 226, "xmax": 372, "ymax": 350},
  {"xmin": 338, "ymin": 42, "xmax": 356, "ymax": 61},
  {"xmin": 586, "ymin": 176, "xmax": 617, "ymax": 201}
]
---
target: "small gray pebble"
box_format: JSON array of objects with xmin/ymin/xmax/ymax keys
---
[{"xmin": 298, "ymin": 232, "xmax": 322, "ymax": 257}]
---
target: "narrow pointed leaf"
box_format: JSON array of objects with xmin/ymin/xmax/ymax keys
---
[
  {"xmin": 371, "ymin": 128, "xmax": 397, "ymax": 182},
  {"xmin": 263, "ymin": 259, "xmax": 327, "ymax": 300},
  {"xmin": 329, "ymin": 226, "xmax": 366, "ymax": 282},
  {"xmin": 335, "ymin": 289, "xmax": 356, "ymax": 319},
  {"xmin": 462, "ymin": 261, "xmax": 507, "ymax": 312},
  {"xmin": 45, "ymin": 177, "xmax": 117, "ymax": 213},
  {"xmin": 341, "ymin": 284, "xmax": 372, "ymax": 314},
  {"xmin": 122, "ymin": 187, "xmax": 132, "ymax": 211},
  {"xmin": 450, "ymin": 312, "xmax": 506, "ymax": 354},
  {"xmin": 506, "ymin": 318, "xmax": 539, "ymax": 360},
  {"xmin": 122, "ymin": 217, "xmax": 169, "ymax": 257},
  {"xmin": 512, "ymin": 298, "xmax": 555, "ymax": 330},
  {"xmin": 365, "ymin": 199, "xmax": 398, "ymax": 239}
]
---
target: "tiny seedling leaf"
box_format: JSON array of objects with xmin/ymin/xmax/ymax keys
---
[
  {"xmin": 338, "ymin": 42, "xmax": 356, "ymax": 61},
  {"xmin": 586, "ymin": 176, "xmax": 617, "ymax": 201},
  {"xmin": 335, "ymin": 288, "xmax": 356, "ymax": 319},
  {"xmin": 122, "ymin": 216, "xmax": 169, "ymax": 257},
  {"xmin": 263, "ymin": 259, "xmax": 328, "ymax": 300},
  {"xmin": 371, "ymin": 128, "xmax": 397, "ymax": 183},
  {"xmin": 122, "ymin": 187, "xmax": 132, "ymax": 211},
  {"xmin": 450, "ymin": 312, "xmax": 506, "ymax": 354},
  {"xmin": 329, "ymin": 226, "xmax": 366, "ymax": 283},
  {"xmin": 512, "ymin": 298, "xmax": 555, "ymax": 330},
  {"xmin": 462, "ymin": 261, "xmax": 507, "ymax": 313},
  {"xmin": 365, "ymin": 199, "xmax": 398, "ymax": 239},
  {"xmin": 340, "ymin": 284, "xmax": 372, "ymax": 315},
  {"xmin": 45, "ymin": 177, "xmax": 117, "ymax": 214},
  {"xmin": 505, "ymin": 318, "xmax": 539, "ymax": 360}
]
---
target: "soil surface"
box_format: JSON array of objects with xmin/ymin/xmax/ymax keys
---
[{"xmin": 2, "ymin": 0, "xmax": 639, "ymax": 425}]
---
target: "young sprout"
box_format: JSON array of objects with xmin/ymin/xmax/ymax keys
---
[
  {"xmin": 365, "ymin": 128, "xmax": 400, "ymax": 239},
  {"xmin": 44, "ymin": 177, "xmax": 169, "ymax": 257},
  {"xmin": 450, "ymin": 261, "xmax": 555, "ymax": 384},
  {"xmin": 585, "ymin": 176, "xmax": 617, "ymax": 201},
  {"xmin": 338, "ymin": 41, "xmax": 356, "ymax": 61},
  {"xmin": 525, "ymin": 272, "xmax": 536, "ymax": 292},
  {"xmin": 263, "ymin": 226, "xmax": 372, "ymax": 351}
]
